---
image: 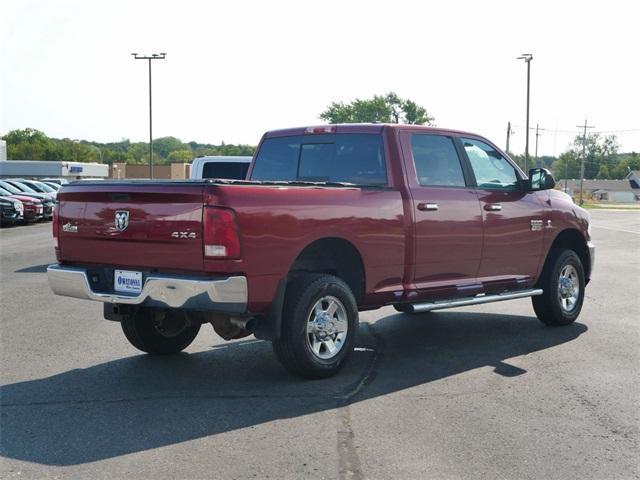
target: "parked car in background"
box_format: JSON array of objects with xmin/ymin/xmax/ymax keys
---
[
  {"xmin": 0, "ymin": 196, "xmax": 23, "ymax": 226},
  {"xmin": 14, "ymin": 179, "xmax": 58, "ymax": 199},
  {"xmin": 5, "ymin": 179, "xmax": 57, "ymax": 200},
  {"xmin": 0, "ymin": 181, "xmax": 54, "ymax": 220},
  {"xmin": 190, "ymin": 156, "xmax": 252, "ymax": 180},
  {"xmin": 42, "ymin": 181, "xmax": 61, "ymax": 191},
  {"xmin": 41, "ymin": 178, "xmax": 69, "ymax": 186},
  {"xmin": 0, "ymin": 187, "xmax": 44, "ymax": 222},
  {"xmin": 3, "ymin": 180, "xmax": 55, "ymax": 201},
  {"xmin": 47, "ymin": 124, "xmax": 594, "ymax": 379}
]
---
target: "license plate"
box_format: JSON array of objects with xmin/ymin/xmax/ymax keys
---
[{"xmin": 114, "ymin": 269, "xmax": 143, "ymax": 294}]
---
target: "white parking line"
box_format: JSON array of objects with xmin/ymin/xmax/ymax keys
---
[{"xmin": 592, "ymin": 225, "xmax": 640, "ymax": 235}]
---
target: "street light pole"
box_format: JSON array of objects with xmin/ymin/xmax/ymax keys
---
[
  {"xmin": 131, "ymin": 52, "xmax": 166, "ymax": 179},
  {"xmin": 517, "ymin": 53, "xmax": 533, "ymax": 173}
]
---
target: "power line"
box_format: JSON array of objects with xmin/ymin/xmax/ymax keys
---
[
  {"xmin": 511, "ymin": 124, "xmax": 640, "ymax": 135},
  {"xmin": 595, "ymin": 128, "xmax": 640, "ymax": 134},
  {"xmin": 512, "ymin": 125, "xmax": 578, "ymax": 134}
]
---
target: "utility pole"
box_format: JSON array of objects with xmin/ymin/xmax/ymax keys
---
[
  {"xmin": 534, "ymin": 123, "xmax": 543, "ymax": 168},
  {"xmin": 505, "ymin": 121, "xmax": 513, "ymax": 154},
  {"xmin": 517, "ymin": 53, "xmax": 533, "ymax": 172},
  {"xmin": 576, "ymin": 117, "xmax": 595, "ymax": 206},
  {"xmin": 131, "ymin": 52, "xmax": 167, "ymax": 179}
]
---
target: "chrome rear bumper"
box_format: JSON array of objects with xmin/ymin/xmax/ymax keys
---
[{"xmin": 47, "ymin": 264, "xmax": 247, "ymax": 314}]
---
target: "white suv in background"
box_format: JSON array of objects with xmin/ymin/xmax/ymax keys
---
[{"xmin": 190, "ymin": 156, "xmax": 252, "ymax": 180}]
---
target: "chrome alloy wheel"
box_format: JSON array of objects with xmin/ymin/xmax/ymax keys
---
[
  {"xmin": 557, "ymin": 264, "xmax": 580, "ymax": 312},
  {"xmin": 306, "ymin": 296, "xmax": 349, "ymax": 360}
]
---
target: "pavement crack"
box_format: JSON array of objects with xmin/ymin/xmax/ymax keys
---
[
  {"xmin": 336, "ymin": 321, "xmax": 383, "ymax": 480},
  {"xmin": 336, "ymin": 405, "xmax": 365, "ymax": 480}
]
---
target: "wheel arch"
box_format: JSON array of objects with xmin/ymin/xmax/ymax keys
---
[
  {"xmin": 539, "ymin": 228, "xmax": 591, "ymax": 285},
  {"xmin": 288, "ymin": 237, "xmax": 366, "ymax": 302},
  {"xmin": 254, "ymin": 237, "xmax": 365, "ymax": 342}
]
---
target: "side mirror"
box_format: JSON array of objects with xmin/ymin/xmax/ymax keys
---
[{"xmin": 527, "ymin": 167, "xmax": 556, "ymax": 191}]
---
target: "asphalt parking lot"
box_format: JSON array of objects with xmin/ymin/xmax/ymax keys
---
[{"xmin": 1, "ymin": 210, "xmax": 638, "ymax": 479}]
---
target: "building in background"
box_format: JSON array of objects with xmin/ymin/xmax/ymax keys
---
[
  {"xmin": 0, "ymin": 140, "xmax": 6, "ymax": 161},
  {"xmin": 626, "ymin": 170, "xmax": 640, "ymax": 189},
  {"xmin": 0, "ymin": 159, "xmax": 109, "ymax": 179},
  {"xmin": 109, "ymin": 163, "xmax": 190, "ymax": 179},
  {"xmin": 560, "ymin": 179, "xmax": 639, "ymax": 203}
]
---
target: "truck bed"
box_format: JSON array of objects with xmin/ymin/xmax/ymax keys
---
[{"xmin": 56, "ymin": 179, "xmax": 407, "ymax": 313}]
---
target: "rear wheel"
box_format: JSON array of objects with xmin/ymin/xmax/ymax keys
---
[
  {"xmin": 121, "ymin": 308, "xmax": 201, "ymax": 354},
  {"xmin": 273, "ymin": 274, "xmax": 358, "ymax": 379},
  {"xmin": 533, "ymin": 249, "xmax": 585, "ymax": 326}
]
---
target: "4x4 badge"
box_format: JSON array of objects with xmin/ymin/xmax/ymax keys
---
[{"xmin": 115, "ymin": 210, "xmax": 129, "ymax": 231}]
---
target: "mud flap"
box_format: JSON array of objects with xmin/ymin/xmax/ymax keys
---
[{"xmin": 253, "ymin": 277, "xmax": 287, "ymax": 341}]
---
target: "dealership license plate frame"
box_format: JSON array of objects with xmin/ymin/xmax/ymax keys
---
[{"xmin": 114, "ymin": 269, "xmax": 143, "ymax": 294}]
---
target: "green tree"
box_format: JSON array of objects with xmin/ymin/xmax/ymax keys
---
[
  {"xmin": 320, "ymin": 92, "xmax": 434, "ymax": 125},
  {"xmin": 2, "ymin": 128, "xmax": 58, "ymax": 160},
  {"xmin": 551, "ymin": 151, "xmax": 581, "ymax": 179},
  {"xmin": 168, "ymin": 149, "xmax": 194, "ymax": 163},
  {"xmin": 2, "ymin": 128, "xmax": 255, "ymax": 165},
  {"xmin": 551, "ymin": 134, "xmax": 619, "ymax": 180},
  {"xmin": 595, "ymin": 164, "xmax": 610, "ymax": 179},
  {"xmin": 152, "ymin": 137, "xmax": 186, "ymax": 158},
  {"xmin": 402, "ymin": 99, "xmax": 432, "ymax": 125}
]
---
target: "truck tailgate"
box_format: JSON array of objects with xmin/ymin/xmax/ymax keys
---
[{"xmin": 57, "ymin": 182, "xmax": 205, "ymax": 272}]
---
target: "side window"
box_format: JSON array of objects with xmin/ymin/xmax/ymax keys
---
[
  {"xmin": 410, "ymin": 134, "xmax": 466, "ymax": 187},
  {"xmin": 461, "ymin": 138, "xmax": 518, "ymax": 190}
]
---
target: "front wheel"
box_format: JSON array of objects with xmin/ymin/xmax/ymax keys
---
[
  {"xmin": 273, "ymin": 274, "xmax": 358, "ymax": 379},
  {"xmin": 533, "ymin": 249, "xmax": 585, "ymax": 326},
  {"xmin": 121, "ymin": 308, "xmax": 201, "ymax": 354}
]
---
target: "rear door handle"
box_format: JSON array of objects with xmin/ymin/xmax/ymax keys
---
[
  {"xmin": 417, "ymin": 203, "xmax": 439, "ymax": 211},
  {"xmin": 484, "ymin": 203, "xmax": 502, "ymax": 211}
]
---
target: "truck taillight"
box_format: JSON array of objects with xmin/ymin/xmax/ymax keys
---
[
  {"xmin": 203, "ymin": 207, "xmax": 240, "ymax": 259},
  {"xmin": 52, "ymin": 202, "xmax": 59, "ymax": 248}
]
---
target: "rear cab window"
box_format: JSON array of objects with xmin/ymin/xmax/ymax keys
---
[
  {"xmin": 410, "ymin": 134, "xmax": 467, "ymax": 187},
  {"xmin": 251, "ymin": 134, "xmax": 387, "ymax": 185}
]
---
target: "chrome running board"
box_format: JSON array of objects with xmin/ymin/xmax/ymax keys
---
[{"xmin": 405, "ymin": 289, "xmax": 543, "ymax": 313}]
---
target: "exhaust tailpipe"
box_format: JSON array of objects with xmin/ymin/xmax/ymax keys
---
[{"xmin": 230, "ymin": 317, "xmax": 257, "ymax": 333}]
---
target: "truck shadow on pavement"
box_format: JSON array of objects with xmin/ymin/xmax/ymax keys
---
[{"xmin": 0, "ymin": 311, "xmax": 587, "ymax": 466}]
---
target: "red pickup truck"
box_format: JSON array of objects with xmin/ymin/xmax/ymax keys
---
[{"xmin": 47, "ymin": 124, "xmax": 594, "ymax": 378}]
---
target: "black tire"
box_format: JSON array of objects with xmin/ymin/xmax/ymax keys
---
[
  {"xmin": 532, "ymin": 249, "xmax": 585, "ymax": 326},
  {"xmin": 121, "ymin": 308, "xmax": 201, "ymax": 354},
  {"xmin": 273, "ymin": 274, "xmax": 358, "ymax": 379}
]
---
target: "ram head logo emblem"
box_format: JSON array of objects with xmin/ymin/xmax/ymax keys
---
[{"xmin": 114, "ymin": 210, "xmax": 129, "ymax": 232}]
